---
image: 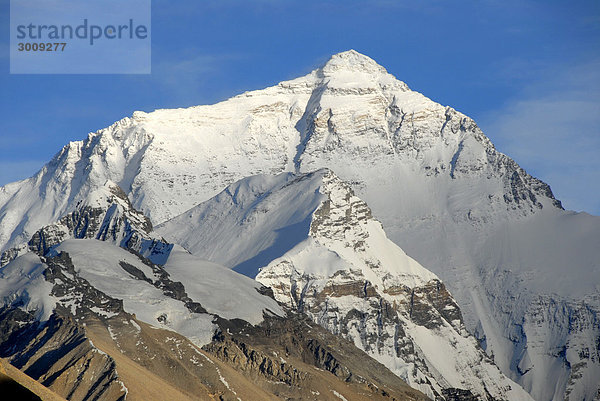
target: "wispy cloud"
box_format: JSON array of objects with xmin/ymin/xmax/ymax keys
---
[
  {"xmin": 147, "ymin": 51, "xmax": 243, "ymax": 104},
  {"xmin": 480, "ymin": 58, "xmax": 600, "ymax": 215},
  {"xmin": 154, "ymin": 53, "xmax": 232, "ymax": 86},
  {"xmin": 487, "ymin": 57, "xmax": 551, "ymax": 85}
]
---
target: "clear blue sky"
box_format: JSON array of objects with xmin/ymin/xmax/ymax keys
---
[{"xmin": 1, "ymin": 0, "xmax": 599, "ymax": 214}]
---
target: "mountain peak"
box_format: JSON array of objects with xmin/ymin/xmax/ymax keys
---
[{"xmin": 320, "ymin": 49, "xmax": 388, "ymax": 75}]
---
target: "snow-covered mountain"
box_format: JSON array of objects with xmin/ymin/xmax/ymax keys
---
[
  {"xmin": 0, "ymin": 184, "xmax": 284, "ymax": 335},
  {"xmin": 0, "ymin": 186, "xmax": 425, "ymax": 401},
  {"xmin": 0, "ymin": 243, "xmax": 425, "ymax": 401},
  {"xmin": 1, "ymin": 180, "xmax": 170, "ymax": 268},
  {"xmin": 0, "ymin": 50, "xmax": 598, "ymax": 400},
  {"xmin": 158, "ymin": 168, "xmax": 534, "ymax": 400}
]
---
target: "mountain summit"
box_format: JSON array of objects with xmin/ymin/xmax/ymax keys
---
[
  {"xmin": 0, "ymin": 50, "xmax": 598, "ymax": 400},
  {"xmin": 319, "ymin": 49, "xmax": 390, "ymax": 75},
  {"xmin": 0, "ymin": 50, "xmax": 558, "ymax": 249}
]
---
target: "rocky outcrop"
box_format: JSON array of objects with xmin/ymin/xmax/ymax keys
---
[
  {"xmin": 205, "ymin": 314, "xmax": 429, "ymax": 401},
  {"xmin": 0, "ymin": 308, "xmax": 126, "ymax": 401}
]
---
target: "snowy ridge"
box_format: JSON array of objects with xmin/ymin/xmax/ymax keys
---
[
  {"xmin": 1, "ymin": 180, "xmax": 169, "ymax": 267},
  {"xmin": 162, "ymin": 244, "xmax": 283, "ymax": 324},
  {"xmin": 155, "ymin": 170, "xmax": 327, "ymax": 277}
]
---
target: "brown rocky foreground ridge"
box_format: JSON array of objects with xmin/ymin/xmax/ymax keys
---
[
  {"xmin": 0, "ymin": 304, "xmax": 429, "ymax": 401},
  {"xmin": 0, "ymin": 357, "xmax": 67, "ymax": 401}
]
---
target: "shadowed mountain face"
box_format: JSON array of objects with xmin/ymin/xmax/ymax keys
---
[
  {"xmin": 0, "ymin": 50, "xmax": 598, "ymax": 400},
  {"xmin": 0, "ymin": 365, "xmax": 42, "ymax": 401},
  {"xmin": 0, "ymin": 379, "xmax": 42, "ymax": 401}
]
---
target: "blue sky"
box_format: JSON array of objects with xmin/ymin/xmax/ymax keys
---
[{"xmin": 0, "ymin": 0, "xmax": 599, "ymax": 214}]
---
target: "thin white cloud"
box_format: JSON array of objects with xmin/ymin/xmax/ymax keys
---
[
  {"xmin": 149, "ymin": 52, "xmax": 242, "ymax": 102},
  {"xmin": 480, "ymin": 59, "xmax": 600, "ymax": 215}
]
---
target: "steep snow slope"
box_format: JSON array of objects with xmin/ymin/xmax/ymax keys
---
[
  {"xmin": 156, "ymin": 171, "xmax": 326, "ymax": 277},
  {"xmin": 54, "ymin": 239, "xmax": 218, "ymax": 345},
  {"xmin": 1, "ymin": 50, "xmax": 598, "ymax": 400},
  {"xmin": 160, "ymin": 169, "xmax": 534, "ymax": 401},
  {"xmin": 162, "ymin": 245, "xmax": 283, "ymax": 324}
]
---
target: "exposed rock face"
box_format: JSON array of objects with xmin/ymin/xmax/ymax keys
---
[
  {"xmin": 0, "ymin": 304, "xmax": 430, "ymax": 401},
  {"xmin": 28, "ymin": 183, "xmax": 152, "ymax": 254},
  {"xmin": 205, "ymin": 314, "xmax": 429, "ymax": 401},
  {"xmin": 0, "ymin": 308, "xmax": 126, "ymax": 401}
]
